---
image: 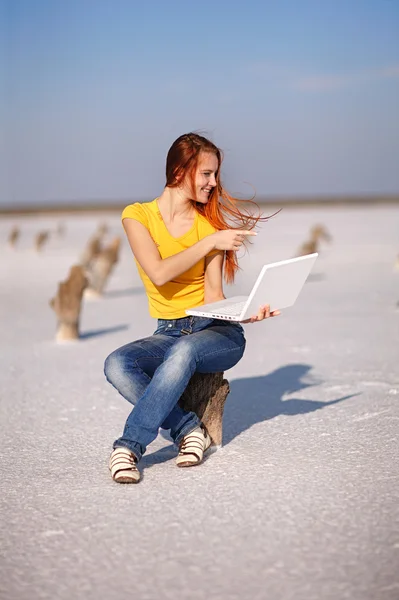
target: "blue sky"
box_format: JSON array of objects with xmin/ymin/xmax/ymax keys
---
[{"xmin": 1, "ymin": 0, "xmax": 399, "ymax": 205}]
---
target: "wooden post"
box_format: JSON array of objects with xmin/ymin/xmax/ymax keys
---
[
  {"xmin": 35, "ymin": 231, "xmax": 50, "ymax": 252},
  {"xmin": 50, "ymin": 265, "xmax": 88, "ymax": 341},
  {"xmin": 80, "ymin": 235, "xmax": 103, "ymax": 269},
  {"xmin": 297, "ymin": 223, "xmax": 332, "ymax": 256},
  {"xmin": 8, "ymin": 226, "xmax": 20, "ymax": 248},
  {"xmin": 179, "ymin": 372, "xmax": 230, "ymax": 446},
  {"xmin": 85, "ymin": 237, "xmax": 121, "ymax": 297},
  {"xmin": 97, "ymin": 222, "xmax": 109, "ymax": 237},
  {"xmin": 310, "ymin": 224, "xmax": 332, "ymax": 243}
]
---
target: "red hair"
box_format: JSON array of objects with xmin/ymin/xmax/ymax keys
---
[{"xmin": 165, "ymin": 132, "xmax": 280, "ymax": 284}]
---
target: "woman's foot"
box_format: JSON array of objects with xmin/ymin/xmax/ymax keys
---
[
  {"xmin": 176, "ymin": 425, "xmax": 212, "ymax": 467},
  {"xmin": 109, "ymin": 447, "xmax": 140, "ymax": 483}
]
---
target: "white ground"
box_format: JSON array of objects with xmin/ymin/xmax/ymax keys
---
[{"xmin": 1, "ymin": 205, "xmax": 398, "ymax": 600}]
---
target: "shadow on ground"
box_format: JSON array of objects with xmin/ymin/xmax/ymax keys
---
[
  {"xmin": 80, "ymin": 324, "xmax": 129, "ymax": 339},
  {"xmin": 104, "ymin": 287, "xmax": 145, "ymax": 299},
  {"xmin": 143, "ymin": 363, "xmax": 358, "ymax": 467},
  {"xmin": 223, "ymin": 363, "xmax": 358, "ymax": 445}
]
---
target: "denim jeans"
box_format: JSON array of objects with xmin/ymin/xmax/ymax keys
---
[{"xmin": 104, "ymin": 315, "xmax": 246, "ymax": 460}]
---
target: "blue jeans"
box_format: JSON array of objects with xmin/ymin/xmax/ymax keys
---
[{"xmin": 104, "ymin": 316, "xmax": 246, "ymax": 460}]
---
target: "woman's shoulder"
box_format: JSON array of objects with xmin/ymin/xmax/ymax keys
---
[{"xmin": 121, "ymin": 199, "xmax": 157, "ymax": 222}]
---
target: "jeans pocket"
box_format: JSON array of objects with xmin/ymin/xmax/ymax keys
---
[
  {"xmin": 192, "ymin": 317, "xmax": 215, "ymax": 333},
  {"xmin": 153, "ymin": 324, "xmax": 167, "ymax": 335}
]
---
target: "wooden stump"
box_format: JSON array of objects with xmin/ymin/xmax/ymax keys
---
[
  {"xmin": 297, "ymin": 238, "xmax": 318, "ymax": 256},
  {"xmin": 80, "ymin": 235, "xmax": 102, "ymax": 269},
  {"xmin": 35, "ymin": 231, "xmax": 50, "ymax": 252},
  {"xmin": 310, "ymin": 224, "xmax": 332, "ymax": 243},
  {"xmin": 85, "ymin": 237, "xmax": 121, "ymax": 297},
  {"xmin": 297, "ymin": 223, "xmax": 332, "ymax": 257},
  {"xmin": 97, "ymin": 222, "xmax": 109, "ymax": 237},
  {"xmin": 49, "ymin": 265, "xmax": 88, "ymax": 341},
  {"xmin": 8, "ymin": 226, "xmax": 20, "ymax": 248},
  {"xmin": 179, "ymin": 372, "xmax": 230, "ymax": 446}
]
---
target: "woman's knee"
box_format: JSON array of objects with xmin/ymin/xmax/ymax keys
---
[
  {"xmin": 197, "ymin": 336, "xmax": 246, "ymax": 372},
  {"xmin": 104, "ymin": 348, "xmax": 144, "ymax": 405},
  {"xmin": 104, "ymin": 349, "xmax": 124, "ymax": 384}
]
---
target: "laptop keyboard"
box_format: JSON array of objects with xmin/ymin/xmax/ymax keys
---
[{"xmin": 214, "ymin": 301, "xmax": 246, "ymax": 315}]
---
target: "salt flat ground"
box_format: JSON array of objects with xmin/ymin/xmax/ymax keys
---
[{"xmin": 0, "ymin": 205, "xmax": 398, "ymax": 600}]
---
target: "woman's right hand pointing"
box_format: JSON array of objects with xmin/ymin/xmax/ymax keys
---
[{"xmin": 211, "ymin": 230, "xmax": 257, "ymax": 251}]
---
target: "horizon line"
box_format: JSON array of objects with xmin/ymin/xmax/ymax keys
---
[{"xmin": 1, "ymin": 194, "xmax": 399, "ymax": 215}]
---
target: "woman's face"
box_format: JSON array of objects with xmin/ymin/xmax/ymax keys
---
[{"xmin": 186, "ymin": 152, "xmax": 218, "ymax": 204}]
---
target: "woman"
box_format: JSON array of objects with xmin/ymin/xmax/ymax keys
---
[{"xmin": 104, "ymin": 132, "xmax": 280, "ymax": 483}]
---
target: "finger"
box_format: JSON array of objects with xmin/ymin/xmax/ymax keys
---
[
  {"xmin": 247, "ymin": 314, "xmax": 258, "ymax": 323},
  {"xmin": 256, "ymin": 306, "xmax": 266, "ymax": 321},
  {"xmin": 256, "ymin": 305, "xmax": 270, "ymax": 321},
  {"xmin": 234, "ymin": 234, "xmax": 246, "ymax": 244},
  {"xmin": 271, "ymin": 310, "xmax": 281, "ymax": 316},
  {"xmin": 239, "ymin": 230, "xmax": 257, "ymax": 236}
]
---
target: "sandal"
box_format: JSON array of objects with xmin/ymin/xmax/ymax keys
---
[
  {"xmin": 176, "ymin": 425, "xmax": 212, "ymax": 468},
  {"xmin": 109, "ymin": 447, "xmax": 140, "ymax": 483}
]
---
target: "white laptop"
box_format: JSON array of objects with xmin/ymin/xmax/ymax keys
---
[{"xmin": 185, "ymin": 253, "xmax": 318, "ymax": 322}]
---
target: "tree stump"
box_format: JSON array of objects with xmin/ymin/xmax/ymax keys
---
[
  {"xmin": 97, "ymin": 222, "xmax": 109, "ymax": 237},
  {"xmin": 297, "ymin": 237, "xmax": 318, "ymax": 256},
  {"xmin": 35, "ymin": 231, "xmax": 50, "ymax": 252},
  {"xmin": 80, "ymin": 234, "xmax": 103, "ymax": 269},
  {"xmin": 85, "ymin": 237, "xmax": 121, "ymax": 298},
  {"xmin": 179, "ymin": 372, "xmax": 230, "ymax": 446},
  {"xmin": 310, "ymin": 224, "xmax": 332, "ymax": 243},
  {"xmin": 297, "ymin": 223, "xmax": 332, "ymax": 257},
  {"xmin": 8, "ymin": 226, "xmax": 20, "ymax": 248},
  {"xmin": 49, "ymin": 265, "xmax": 88, "ymax": 341}
]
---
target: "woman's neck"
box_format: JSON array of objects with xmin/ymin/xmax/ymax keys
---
[{"xmin": 157, "ymin": 187, "xmax": 195, "ymax": 221}]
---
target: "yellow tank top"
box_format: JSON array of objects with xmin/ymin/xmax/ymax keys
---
[{"xmin": 121, "ymin": 199, "xmax": 218, "ymax": 319}]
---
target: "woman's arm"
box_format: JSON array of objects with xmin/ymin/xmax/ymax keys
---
[
  {"xmin": 123, "ymin": 218, "xmax": 216, "ymax": 287},
  {"xmin": 123, "ymin": 218, "xmax": 255, "ymax": 287},
  {"xmin": 204, "ymin": 251, "xmax": 225, "ymax": 304}
]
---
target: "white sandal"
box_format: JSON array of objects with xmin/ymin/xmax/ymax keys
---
[
  {"xmin": 109, "ymin": 447, "xmax": 140, "ymax": 483},
  {"xmin": 176, "ymin": 426, "xmax": 212, "ymax": 468}
]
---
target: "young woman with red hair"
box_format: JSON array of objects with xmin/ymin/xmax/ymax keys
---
[{"xmin": 104, "ymin": 132, "xmax": 280, "ymax": 483}]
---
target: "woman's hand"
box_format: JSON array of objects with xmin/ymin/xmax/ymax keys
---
[
  {"xmin": 211, "ymin": 229, "xmax": 257, "ymax": 251},
  {"xmin": 240, "ymin": 304, "xmax": 281, "ymax": 323}
]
